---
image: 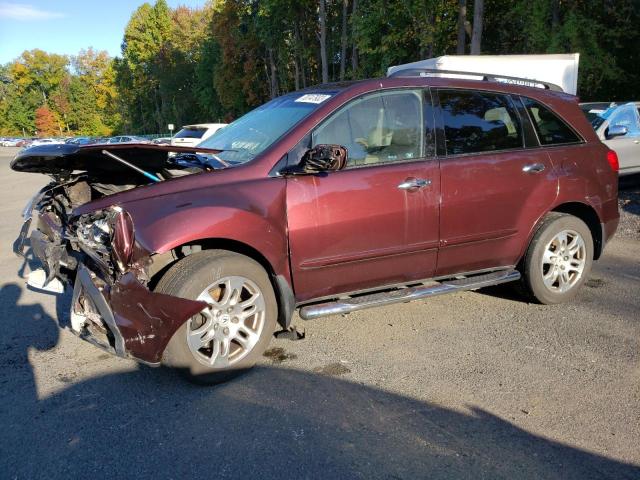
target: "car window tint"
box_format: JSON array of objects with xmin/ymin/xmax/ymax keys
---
[
  {"xmin": 312, "ymin": 90, "xmax": 426, "ymax": 167},
  {"xmin": 521, "ymin": 97, "xmax": 581, "ymax": 145},
  {"xmin": 175, "ymin": 127, "xmax": 207, "ymax": 139},
  {"xmin": 438, "ymin": 90, "xmax": 523, "ymax": 155},
  {"xmin": 607, "ymin": 104, "xmax": 640, "ymax": 136}
]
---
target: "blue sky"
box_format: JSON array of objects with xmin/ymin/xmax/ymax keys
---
[{"xmin": 0, "ymin": 0, "xmax": 207, "ymax": 64}]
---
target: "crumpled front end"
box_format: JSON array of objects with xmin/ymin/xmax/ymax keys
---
[{"xmin": 16, "ymin": 184, "xmax": 207, "ymax": 365}]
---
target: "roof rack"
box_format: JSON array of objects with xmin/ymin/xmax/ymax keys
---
[{"xmin": 387, "ymin": 68, "xmax": 564, "ymax": 92}]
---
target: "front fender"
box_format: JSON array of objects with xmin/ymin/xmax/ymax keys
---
[{"xmin": 121, "ymin": 178, "xmax": 290, "ymax": 283}]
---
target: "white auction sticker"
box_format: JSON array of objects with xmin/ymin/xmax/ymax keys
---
[{"xmin": 295, "ymin": 94, "xmax": 332, "ymax": 104}]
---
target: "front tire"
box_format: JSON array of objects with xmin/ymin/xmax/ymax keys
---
[
  {"xmin": 520, "ymin": 213, "xmax": 593, "ymax": 304},
  {"xmin": 156, "ymin": 250, "xmax": 277, "ymax": 384}
]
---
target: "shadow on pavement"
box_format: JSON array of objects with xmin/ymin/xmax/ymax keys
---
[{"xmin": 0, "ymin": 284, "xmax": 638, "ymax": 480}]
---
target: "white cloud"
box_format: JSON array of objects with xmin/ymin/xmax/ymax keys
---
[{"xmin": 0, "ymin": 2, "xmax": 65, "ymax": 20}]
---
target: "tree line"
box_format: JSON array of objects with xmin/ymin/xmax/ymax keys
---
[{"xmin": 1, "ymin": 0, "xmax": 639, "ymax": 136}]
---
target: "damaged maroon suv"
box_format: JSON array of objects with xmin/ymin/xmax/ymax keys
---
[{"xmin": 12, "ymin": 71, "xmax": 619, "ymax": 383}]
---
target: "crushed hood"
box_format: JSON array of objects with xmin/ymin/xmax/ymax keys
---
[{"xmin": 10, "ymin": 143, "xmax": 222, "ymax": 175}]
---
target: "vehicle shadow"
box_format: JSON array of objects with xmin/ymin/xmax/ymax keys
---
[
  {"xmin": 0, "ymin": 283, "xmax": 59, "ymax": 409},
  {"xmin": 475, "ymin": 282, "xmax": 525, "ymax": 302},
  {"xmin": 0, "ymin": 286, "xmax": 638, "ymax": 479}
]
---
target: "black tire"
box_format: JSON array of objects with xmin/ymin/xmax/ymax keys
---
[
  {"xmin": 156, "ymin": 250, "xmax": 277, "ymax": 384},
  {"xmin": 520, "ymin": 213, "xmax": 593, "ymax": 305}
]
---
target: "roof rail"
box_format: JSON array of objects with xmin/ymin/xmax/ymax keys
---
[{"xmin": 387, "ymin": 68, "xmax": 564, "ymax": 92}]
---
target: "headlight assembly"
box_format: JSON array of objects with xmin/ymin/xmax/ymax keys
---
[
  {"xmin": 75, "ymin": 207, "xmax": 135, "ymax": 272},
  {"xmin": 76, "ymin": 213, "xmax": 112, "ymax": 250}
]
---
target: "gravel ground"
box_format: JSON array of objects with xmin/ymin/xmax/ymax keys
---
[
  {"xmin": 618, "ymin": 174, "xmax": 640, "ymax": 239},
  {"xmin": 0, "ymin": 147, "xmax": 638, "ymax": 479}
]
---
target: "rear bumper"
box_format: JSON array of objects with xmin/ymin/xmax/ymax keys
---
[{"xmin": 70, "ymin": 263, "xmax": 207, "ymax": 365}]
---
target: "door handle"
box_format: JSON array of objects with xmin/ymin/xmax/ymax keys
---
[
  {"xmin": 398, "ymin": 178, "xmax": 432, "ymax": 190},
  {"xmin": 522, "ymin": 163, "xmax": 546, "ymax": 174}
]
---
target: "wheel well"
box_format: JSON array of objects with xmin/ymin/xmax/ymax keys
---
[
  {"xmin": 551, "ymin": 202, "xmax": 603, "ymax": 259},
  {"xmin": 148, "ymin": 239, "xmax": 294, "ymax": 329}
]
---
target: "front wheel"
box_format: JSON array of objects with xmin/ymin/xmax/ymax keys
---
[
  {"xmin": 156, "ymin": 250, "xmax": 277, "ymax": 384},
  {"xmin": 520, "ymin": 213, "xmax": 593, "ymax": 305}
]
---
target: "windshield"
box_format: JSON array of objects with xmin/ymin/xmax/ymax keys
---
[{"xmin": 196, "ymin": 92, "xmax": 335, "ymax": 164}]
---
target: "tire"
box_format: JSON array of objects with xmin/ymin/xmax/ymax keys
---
[
  {"xmin": 520, "ymin": 213, "xmax": 593, "ymax": 305},
  {"xmin": 156, "ymin": 250, "xmax": 277, "ymax": 384}
]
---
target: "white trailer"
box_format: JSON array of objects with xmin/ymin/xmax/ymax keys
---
[{"xmin": 387, "ymin": 53, "xmax": 580, "ymax": 95}]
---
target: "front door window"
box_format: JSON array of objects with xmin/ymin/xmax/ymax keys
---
[{"xmin": 312, "ymin": 90, "xmax": 429, "ymax": 167}]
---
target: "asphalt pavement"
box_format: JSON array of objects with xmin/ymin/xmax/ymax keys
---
[{"xmin": 0, "ymin": 147, "xmax": 638, "ymax": 479}]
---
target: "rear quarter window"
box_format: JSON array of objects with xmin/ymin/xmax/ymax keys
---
[
  {"xmin": 521, "ymin": 97, "xmax": 581, "ymax": 145},
  {"xmin": 438, "ymin": 90, "xmax": 523, "ymax": 155}
]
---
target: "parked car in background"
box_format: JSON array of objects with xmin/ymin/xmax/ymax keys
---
[
  {"xmin": 1, "ymin": 138, "xmax": 23, "ymax": 147},
  {"xmin": 106, "ymin": 135, "xmax": 150, "ymax": 144},
  {"xmin": 65, "ymin": 137, "xmax": 94, "ymax": 145},
  {"xmin": 170, "ymin": 123, "xmax": 226, "ymax": 149},
  {"xmin": 581, "ymin": 101, "xmax": 640, "ymax": 176},
  {"xmin": 152, "ymin": 137, "xmax": 172, "ymax": 145},
  {"xmin": 12, "ymin": 72, "xmax": 619, "ymax": 384},
  {"xmin": 29, "ymin": 138, "xmax": 64, "ymax": 147}
]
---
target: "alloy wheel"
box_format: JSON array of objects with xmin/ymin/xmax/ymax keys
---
[
  {"xmin": 540, "ymin": 229, "xmax": 587, "ymax": 293},
  {"xmin": 187, "ymin": 276, "xmax": 266, "ymax": 368}
]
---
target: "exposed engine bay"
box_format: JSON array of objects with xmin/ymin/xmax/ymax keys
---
[{"xmin": 12, "ymin": 143, "xmax": 226, "ymax": 284}]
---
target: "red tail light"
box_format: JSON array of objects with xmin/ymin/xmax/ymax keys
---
[{"xmin": 606, "ymin": 150, "xmax": 619, "ymax": 173}]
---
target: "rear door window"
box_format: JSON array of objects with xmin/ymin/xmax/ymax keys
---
[
  {"xmin": 438, "ymin": 90, "xmax": 523, "ymax": 155},
  {"xmin": 521, "ymin": 97, "xmax": 582, "ymax": 145}
]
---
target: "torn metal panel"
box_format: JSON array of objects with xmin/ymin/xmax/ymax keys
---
[
  {"xmin": 69, "ymin": 265, "xmax": 207, "ymax": 364},
  {"xmin": 110, "ymin": 272, "xmax": 207, "ymax": 363}
]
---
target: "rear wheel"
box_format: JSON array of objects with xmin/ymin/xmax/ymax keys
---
[
  {"xmin": 520, "ymin": 213, "xmax": 593, "ymax": 304},
  {"xmin": 156, "ymin": 250, "xmax": 277, "ymax": 384}
]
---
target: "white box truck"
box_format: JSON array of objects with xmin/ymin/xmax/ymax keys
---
[{"xmin": 387, "ymin": 53, "xmax": 580, "ymax": 95}]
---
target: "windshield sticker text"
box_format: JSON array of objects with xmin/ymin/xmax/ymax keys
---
[{"xmin": 295, "ymin": 94, "xmax": 332, "ymax": 104}]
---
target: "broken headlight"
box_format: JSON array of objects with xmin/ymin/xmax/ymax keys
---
[
  {"xmin": 77, "ymin": 214, "xmax": 112, "ymax": 250},
  {"xmin": 75, "ymin": 207, "xmax": 135, "ymax": 273}
]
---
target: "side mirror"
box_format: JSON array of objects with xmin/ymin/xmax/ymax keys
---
[
  {"xmin": 284, "ymin": 144, "xmax": 347, "ymax": 175},
  {"xmin": 607, "ymin": 124, "xmax": 628, "ymax": 139}
]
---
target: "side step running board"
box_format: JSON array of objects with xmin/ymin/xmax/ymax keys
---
[{"xmin": 299, "ymin": 269, "xmax": 521, "ymax": 320}]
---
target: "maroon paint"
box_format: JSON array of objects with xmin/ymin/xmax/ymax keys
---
[
  {"xmin": 62, "ymin": 76, "xmax": 617, "ymax": 364},
  {"xmin": 286, "ymin": 159, "xmax": 440, "ymax": 301},
  {"xmin": 436, "ymin": 148, "xmax": 558, "ymax": 276}
]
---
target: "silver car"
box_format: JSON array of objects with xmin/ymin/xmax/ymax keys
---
[{"xmin": 583, "ymin": 102, "xmax": 640, "ymax": 176}]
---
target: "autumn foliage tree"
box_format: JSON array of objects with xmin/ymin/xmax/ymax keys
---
[
  {"xmin": 111, "ymin": 0, "xmax": 640, "ymax": 134},
  {"xmin": 34, "ymin": 106, "xmax": 59, "ymax": 136},
  {"xmin": 0, "ymin": 48, "xmax": 120, "ymax": 136},
  {"xmin": 2, "ymin": 0, "xmax": 639, "ymax": 136}
]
